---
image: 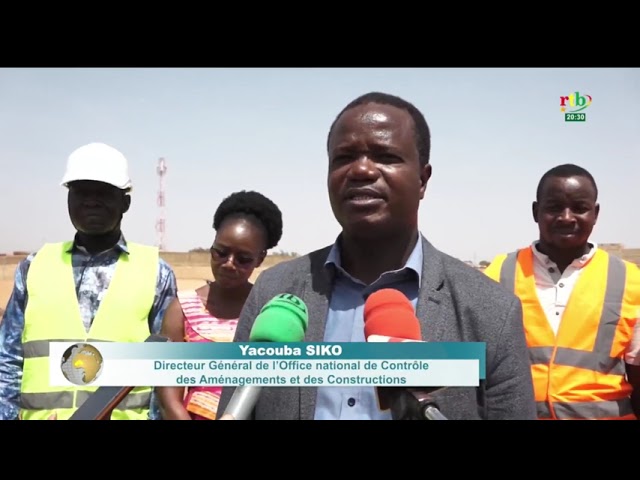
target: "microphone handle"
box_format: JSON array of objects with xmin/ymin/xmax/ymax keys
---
[
  {"xmin": 422, "ymin": 404, "xmax": 448, "ymax": 420},
  {"xmin": 411, "ymin": 389, "xmax": 449, "ymax": 420},
  {"xmin": 219, "ymin": 385, "xmax": 262, "ymax": 420}
]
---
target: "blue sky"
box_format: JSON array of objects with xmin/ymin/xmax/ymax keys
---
[{"xmin": 0, "ymin": 68, "xmax": 637, "ymax": 263}]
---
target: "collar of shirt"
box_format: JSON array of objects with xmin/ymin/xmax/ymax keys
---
[
  {"xmin": 66, "ymin": 233, "xmax": 130, "ymax": 256},
  {"xmin": 324, "ymin": 232, "xmax": 423, "ymax": 286},
  {"xmin": 531, "ymin": 240, "xmax": 598, "ymax": 270}
]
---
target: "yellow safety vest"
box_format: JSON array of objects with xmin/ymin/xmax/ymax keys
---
[{"xmin": 20, "ymin": 241, "xmax": 158, "ymax": 420}]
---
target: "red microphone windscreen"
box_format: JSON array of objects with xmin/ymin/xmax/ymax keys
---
[{"xmin": 363, "ymin": 288, "xmax": 422, "ymax": 340}]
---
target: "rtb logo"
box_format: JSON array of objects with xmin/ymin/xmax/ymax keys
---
[{"xmin": 560, "ymin": 91, "xmax": 592, "ymax": 122}]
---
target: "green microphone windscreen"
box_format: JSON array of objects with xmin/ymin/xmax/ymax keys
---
[{"xmin": 248, "ymin": 293, "xmax": 309, "ymax": 342}]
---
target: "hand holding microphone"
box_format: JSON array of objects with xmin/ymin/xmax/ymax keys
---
[
  {"xmin": 219, "ymin": 293, "xmax": 309, "ymax": 420},
  {"xmin": 363, "ymin": 288, "xmax": 448, "ymax": 420}
]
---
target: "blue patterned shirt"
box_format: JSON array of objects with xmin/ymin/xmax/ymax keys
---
[{"xmin": 0, "ymin": 235, "xmax": 177, "ymax": 420}]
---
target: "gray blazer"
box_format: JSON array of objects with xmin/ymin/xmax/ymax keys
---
[{"xmin": 218, "ymin": 236, "xmax": 537, "ymax": 420}]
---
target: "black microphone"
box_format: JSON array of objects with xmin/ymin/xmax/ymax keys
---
[
  {"xmin": 219, "ymin": 293, "xmax": 309, "ymax": 420},
  {"xmin": 363, "ymin": 288, "xmax": 448, "ymax": 421},
  {"xmin": 68, "ymin": 334, "xmax": 169, "ymax": 420},
  {"xmin": 384, "ymin": 388, "xmax": 448, "ymax": 420}
]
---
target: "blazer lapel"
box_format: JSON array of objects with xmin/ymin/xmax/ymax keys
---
[
  {"xmin": 299, "ymin": 248, "xmax": 332, "ymax": 420},
  {"xmin": 416, "ymin": 236, "xmax": 448, "ymax": 342}
]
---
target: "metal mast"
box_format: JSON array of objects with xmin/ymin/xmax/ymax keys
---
[{"xmin": 156, "ymin": 157, "xmax": 167, "ymax": 251}]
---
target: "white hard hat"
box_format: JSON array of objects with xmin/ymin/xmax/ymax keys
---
[{"xmin": 61, "ymin": 142, "xmax": 132, "ymax": 191}]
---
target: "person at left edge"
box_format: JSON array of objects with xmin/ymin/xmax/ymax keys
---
[{"xmin": 0, "ymin": 142, "xmax": 178, "ymax": 420}]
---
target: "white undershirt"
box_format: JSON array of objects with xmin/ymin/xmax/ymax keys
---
[{"xmin": 530, "ymin": 241, "xmax": 640, "ymax": 365}]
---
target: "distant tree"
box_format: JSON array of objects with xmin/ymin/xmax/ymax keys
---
[
  {"xmin": 479, "ymin": 260, "xmax": 490, "ymax": 267},
  {"xmin": 271, "ymin": 249, "xmax": 299, "ymax": 258}
]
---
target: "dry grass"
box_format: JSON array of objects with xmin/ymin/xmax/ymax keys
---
[{"xmin": 0, "ymin": 252, "xmax": 295, "ymax": 322}]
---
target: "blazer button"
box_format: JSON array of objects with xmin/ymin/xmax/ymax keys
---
[{"xmin": 347, "ymin": 398, "xmax": 356, "ymax": 407}]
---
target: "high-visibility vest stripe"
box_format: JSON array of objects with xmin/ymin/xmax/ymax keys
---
[
  {"xmin": 21, "ymin": 390, "xmax": 151, "ymax": 410},
  {"xmin": 23, "ymin": 338, "xmax": 114, "ymax": 358},
  {"xmin": 536, "ymin": 398, "xmax": 634, "ymax": 419}
]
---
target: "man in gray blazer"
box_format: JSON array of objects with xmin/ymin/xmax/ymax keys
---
[{"xmin": 218, "ymin": 92, "xmax": 537, "ymax": 420}]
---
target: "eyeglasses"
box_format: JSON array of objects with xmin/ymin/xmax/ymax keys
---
[{"xmin": 210, "ymin": 246, "xmax": 259, "ymax": 267}]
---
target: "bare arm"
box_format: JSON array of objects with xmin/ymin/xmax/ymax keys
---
[
  {"xmin": 485, "ymin": 297, "xmax": 537, "ymax": 420},
  {"xmin": 156, "ymin": 298, "xmax": 191, "ymax": 420}
]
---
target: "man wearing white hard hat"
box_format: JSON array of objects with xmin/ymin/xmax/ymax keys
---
[{"xmin": 0, "ymin": 142, "xmax": 178, "ymax": 420}]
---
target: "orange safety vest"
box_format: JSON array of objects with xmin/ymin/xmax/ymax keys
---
[{"xmin": 485, "ymin": 246, "xmax": 639, "ymax": 420}]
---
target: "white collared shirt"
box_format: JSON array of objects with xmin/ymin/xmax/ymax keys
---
[{"xmin": 530, "ymin": 241, "xmax": 640, "ymax": 365}]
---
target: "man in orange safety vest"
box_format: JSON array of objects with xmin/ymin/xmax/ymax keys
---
[{"xmin": 484, "ymin": 163, "xmax": 640, "ymax": 420}]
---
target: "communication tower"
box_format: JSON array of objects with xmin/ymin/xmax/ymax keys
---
[{"xmin": 156, "ymin": 157, "xmax": 167, "ymax": 251}]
